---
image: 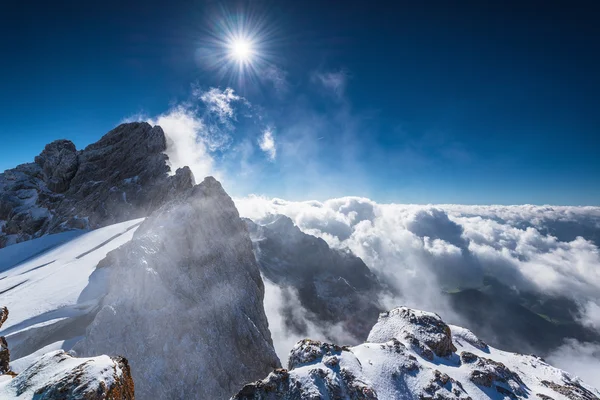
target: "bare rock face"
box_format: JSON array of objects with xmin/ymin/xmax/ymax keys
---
[
  {"xmin": 34, "ymin": 140, "xmax": 79, "ymax": 193},
  {"xmin": 0, "ymin": 307, "xmax": 9, "ymax": 374},
  {"xmin": 461, "ymin": 352, "xmax": 526, "ymax": 396},
  {"xmin": 0, "ymin": 351, "xmax": 134, "ymax": 399},
  {"xmin": 0, "ymin": 122, "xmax": 194, "ymax": 248},
  {"xmin": 233, "ymin": 307, "xmax": 600, "ymax": 400},
  {"xmin": 75, "ymin": 177, "xmax": 280, "ymax": 399}
]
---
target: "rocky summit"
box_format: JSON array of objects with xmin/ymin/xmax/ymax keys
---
[
  {"xmin": 75, "ymin": 176, "xmax": 281, "ymax": 399},
  {"xmin": 0, "ymin": 122, "xmax": 194, "ymax": 248},
  {"xmin": 233, "ymin": 306, "xmax": 600, "ymax": 400}
]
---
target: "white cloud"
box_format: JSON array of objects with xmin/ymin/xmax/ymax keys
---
[
  {"xmin": 262, "ymin": 65, "xmax": 289, "ymax": 94},
  {"xmin": 258, "ymin": 129, "xmax": 276, "ymax": 161},
  {"xmin": 579, "ymin": 301, "xmax": 600, "ymax": 331},
  {"xmin": 148, "ymin": 106, "xmax": 219, "ymax": 182},
  {"xmin": 313, "ymin": 70, "xmax": 348, "ymax": 98},
  {"xmin": 547, "ymin": 339, "xmax": 600, "ymax": 388},
  {"xmin": 196, "ymin": 87, "xmax": 241, "ymax": 125},
  {"xmin": 235, "ymin": 196, "xmax": 600, "ymax": 341},
  {"xmin": 122, "ymin": 87, "xmax": 252, "ymax": 184},
  {"xmin": 263, "ymin": 278, "xmax": 357, "ymax": 364}
]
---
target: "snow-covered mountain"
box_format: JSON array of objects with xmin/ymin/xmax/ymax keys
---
[
  {"xmin": 234, "ymin": 307, "xmax": 600, "ymax": 400},
  {"xmin": 1, "ymin": 123, "xmax": 599, "ymax": 399}
]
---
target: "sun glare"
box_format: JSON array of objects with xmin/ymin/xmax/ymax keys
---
[
  {"xmin": 198, "ymin": 7, "xmax": 282, "ymax": 87},
  {"xmin": 230, "ymin": 38, "xmax": 254, "ymax": 62}
]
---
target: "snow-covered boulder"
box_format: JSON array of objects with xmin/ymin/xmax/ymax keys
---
[
  {"xmin": 367, "ymin": 307, "xmax": 457, "ymax": 358},
  {"xmin": 233, "ymin": 306, "xmax": 600, "ymax": 400},
  {"xmin": 75, "ymin": 176, "xmax": 280, "ymax": 399},
  {"xmin": 0, "ymin": 350, "xmax": 134, "ymax": 399}
]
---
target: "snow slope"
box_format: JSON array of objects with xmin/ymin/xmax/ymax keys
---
[{"xmin": 0, "ymin": 219, "xmax": 143, "ymax": 364}]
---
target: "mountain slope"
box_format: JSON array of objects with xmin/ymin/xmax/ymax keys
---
[
  {"xmin": 0, "ymin": 218, "xmax": 143, "ymax": 364},
  {"xmin": 234, "ymin": 307, "xmax": 600, "ymax": 400}
]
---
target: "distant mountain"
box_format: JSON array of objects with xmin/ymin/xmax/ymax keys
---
[
  {"xmin": 245, "ymin": 215, "xmax": 384, "ymax": 341},
  {"xmin": 0, "ymin": 122, "xmax": 194, "ymax": 248},
  {"xmin": 234, "ymin": 306, "xmax": 600, "ymax": 400}
]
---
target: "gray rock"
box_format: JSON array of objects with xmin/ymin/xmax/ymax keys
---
[
  {"xmin": 75, "ymin": 176, "xmax": 280, "ymax": 399},
  {"xmin": 0, "ymin": 122, "xmax": 194, "ymax": 248}
]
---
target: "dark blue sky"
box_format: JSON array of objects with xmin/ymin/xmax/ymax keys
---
[{"xmin": 1, "ymin": 0, "xmax": 599, "ymax": 204}]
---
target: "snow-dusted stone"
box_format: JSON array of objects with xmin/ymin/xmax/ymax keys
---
[
  {"xmin": 367, "ymin": 307, "xmax": 457, "ymax": 358},
  {"xmin": 75, "ymin": 176, "xmax": 280, "ymax": 399},
  {"xmin": 233, "ymin": 307, "xmax": 600, "ymax": 400},
  {"xmin": 0, "ymin": 350, "xmax": 134, "ymax": 399}
]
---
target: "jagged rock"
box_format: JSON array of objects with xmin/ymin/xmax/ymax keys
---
[
  {"xmin": 0, "ymin": 350, "xmax": 134, "ymax": 399},
  {"xmin": 462, "ymin": 352, "xmax": 526, "ymax": 397},
  {"xmin": 542, "ymin": 380, "xmax": 599, "ymax": 400},
  {"xmin": 75, "ymin": 176, "xmax": 280, "ymax": 399},
  {"xmin": 34, "ymin": 140, "xmax": 79, "ymax": 193},
  {"xmin": 367, "ymin": 307, "xmax": 457, "ymax": 358},
  {"xmin": 0, "ymin": 307, "xmax": 9, "ymax": 374},
  {"xmin": 0, "ymin": 122, "xmax": 194, "ymax": 248},
  {"xmin": 233, "ymin": 307, "xmax": 600, "ymax": 400},
  {"xmin": 245, "ymin": 215, "xmax": 383, "ymax": 341}
]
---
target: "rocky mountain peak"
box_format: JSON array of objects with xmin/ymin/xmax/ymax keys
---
[
  {"xmin": 0, "ymin": 122, "xmax": 193, "ymax": 248},
  {"xmin": 75, "ymin": 175, "xmax": 280, "ymax": 399}
]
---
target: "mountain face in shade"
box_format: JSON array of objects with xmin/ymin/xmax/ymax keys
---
[
  {"xmin": 233, "ymin": 307, "xmax": 600, "ymax": 400},
  {"xmin": 245, "ymin": 215, "xmax": 384, "ymax": 341},
  {"xmin": 0, "ymin": 122, "xmax": 194, "ymax": 248},
  {"xmin": 75, "ymin": 176, "xmax": 281, "ymax": 399}
]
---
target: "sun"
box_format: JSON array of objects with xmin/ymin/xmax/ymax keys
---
[{"xmin": 230, "ymin": 37, "xmax": 254, "ymax": 62}]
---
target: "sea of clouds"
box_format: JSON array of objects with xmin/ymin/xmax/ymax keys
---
[
  {"xmin": 234, "ymin": 195, "xmax": 600, "ymax": 380},
  {"xmin": 128, "ymin": 83, "xmax": 600, "ymax": 382}
]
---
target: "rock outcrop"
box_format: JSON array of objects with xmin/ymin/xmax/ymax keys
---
[
  {"xmin": 233, "ymin": 306, "xmax": 600, "ymax": 400},
  {"xmin": 0, "ymin": 122, "xmax": 194, "ymax": 248},
  {"xmin": 0, "ymin": 307, "xmax": 10, "ymax": 374},
  {"xmin": 245, "ymin": 215, "xmax": 383, "ymax": 341},
  {"xmin": 75, "ymin": 177, "xmax": 280, "ymax": 399}
]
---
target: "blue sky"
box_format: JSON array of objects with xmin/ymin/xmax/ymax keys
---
[{"xmin": 1, "ymin": 0, "xmax": 599, "ymax": 205}]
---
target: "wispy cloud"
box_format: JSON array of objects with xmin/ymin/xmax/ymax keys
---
[
  {"xmin": 258, "ymin": 128, "xmax": 276, "ymax": 161},
  {"xmin": 262, "ymin": 65, "xmax": 289, "ymax": 94},
  {"xmin": 313, "ymin": 69, "xmax": 349, "ymax": 98}
]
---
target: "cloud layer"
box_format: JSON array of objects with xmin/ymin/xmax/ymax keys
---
[{"xmin": 235, "ymin": 195, "xmax": 600, "ymax": 373}]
